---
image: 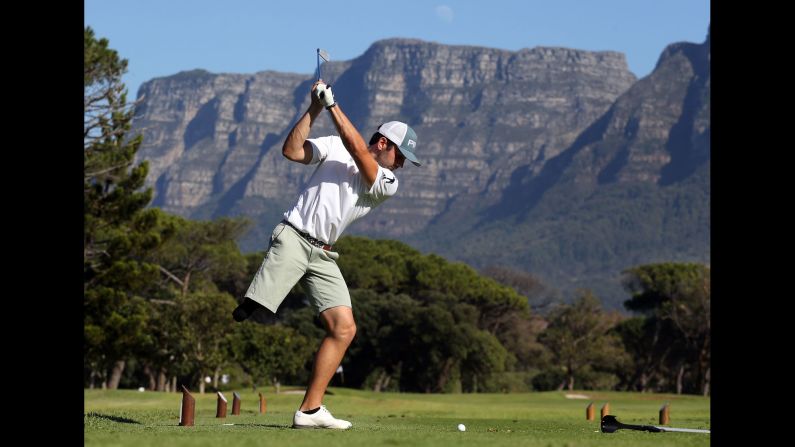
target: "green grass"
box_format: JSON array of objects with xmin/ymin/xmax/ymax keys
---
[{"xmin": 85, "ymin": 387, "xmax": 710, "ymax": 446}]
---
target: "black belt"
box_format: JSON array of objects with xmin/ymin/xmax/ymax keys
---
[{"xmin": 282, "ymin": 220, "xmax": 333, "ymax": 251}]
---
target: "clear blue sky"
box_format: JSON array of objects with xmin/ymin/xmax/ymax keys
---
[{"xmin": 85, "ymin": 0, "xmax": 710, "ymax": 98}]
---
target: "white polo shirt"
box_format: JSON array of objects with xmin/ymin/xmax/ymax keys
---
[{"xmin": 283, "ymin": 135, "xmax": 399, "ymax": 245}]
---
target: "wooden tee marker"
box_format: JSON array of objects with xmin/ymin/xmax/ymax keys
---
[
  {"xmin": 232, "ymin": 392, "xmax": 241, "ymax": 415},
  {"xmin": 600, "ymin": 403, "xmax": 610, "ymax": 419},
  {"xmin": 659, "ymin": 403, "xmax": 670, "ymax": 425},
  {"xmin": 586, "ymin": 402, "xmax": 595, "ymax": 420},
  {"xmin": 179, "ymin": 385, "xmax": 195, "ymax": 426},
  {"xmin": 259, "ymin": 392, "xmax": 267, "ymax": 414},
  {"xmin": 216, "ymin": 392, "xmax": 228, "ymax": 418}
]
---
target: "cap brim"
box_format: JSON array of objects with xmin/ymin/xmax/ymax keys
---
[{"xmin": 398, "ymin": 146, "xmax": 421, "ymax": 166}]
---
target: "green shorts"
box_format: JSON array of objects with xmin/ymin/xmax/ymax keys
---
[{"xmin": 245, "ymin": 222, "xmax": 351, "ymax": 315}]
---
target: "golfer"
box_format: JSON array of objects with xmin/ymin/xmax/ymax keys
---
[{"xmin": 232, "ymin": 80, "xmax": 420, "ymax": 429}]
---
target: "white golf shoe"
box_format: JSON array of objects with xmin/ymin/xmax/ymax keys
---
[{"xmin": 292, "ymin": 405, "xmax": 352, "ymax": 429}]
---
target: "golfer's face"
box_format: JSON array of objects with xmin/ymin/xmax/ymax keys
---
[
  {"xmin": 392, "ymin": 148, "xmax": 406, "ymax": 170},
  {"xmin": 378, "ymin": 140, "xmax": 403, "ymax": 171}
]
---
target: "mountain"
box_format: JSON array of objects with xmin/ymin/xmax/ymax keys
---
[{"xmin": 132, "ymin": 32, "xmax": 709, "ymax": 310}]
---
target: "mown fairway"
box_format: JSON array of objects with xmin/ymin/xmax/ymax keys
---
[{"xmin": 85, "ymin": 387, "xmax": 710, "ymax": 446}]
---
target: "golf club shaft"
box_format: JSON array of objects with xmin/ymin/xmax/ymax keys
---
[
  {"xmin": 317, "ymin": 50, "xmax": 321, "ymax": 80},
  {"xmin": 659, "ymin": 427, "xmax": 711, "ymax": 433}
]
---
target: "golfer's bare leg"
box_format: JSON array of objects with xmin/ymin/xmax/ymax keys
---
[{"xmin": 299, "ymin": 306, "xmax": 356, "ymax": 411}]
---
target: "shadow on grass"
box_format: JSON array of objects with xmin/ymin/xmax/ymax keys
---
[
  {"xmin": 85, "ymin": 412, "xmax": 142, "ymax": 424},
  {"xmin": 220, "ymin": 423, "xmax": 290, "ymax": 429},
  {"xmin": 163, "ymin": 423, "xmax": 291, "ymax": 429}
]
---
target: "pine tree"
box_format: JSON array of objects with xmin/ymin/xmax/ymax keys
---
[{"xmin": 84, "ymin": 27, "xmax": 170, "ymax": 389}]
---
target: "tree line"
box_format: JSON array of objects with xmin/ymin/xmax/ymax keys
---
[{"xmin": 84, "ymin": 27, "xmax": 710, "ymax": 396}]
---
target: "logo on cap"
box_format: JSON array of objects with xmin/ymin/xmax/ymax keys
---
[{"xmin": 407, "ymin": 139, "xmax": 416, "ymax": 148}]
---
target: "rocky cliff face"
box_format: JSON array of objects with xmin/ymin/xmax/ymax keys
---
[
  {"xmin": 405, "ymin": 32, "xmax": 710, "ymax": 307},
  {"xmin": 133, "ymin": 39, "xmax": 636, "ymax": 235},
  {"xmin": 132, "ymin": 34, "xmax": 709, "ymax": 309}
]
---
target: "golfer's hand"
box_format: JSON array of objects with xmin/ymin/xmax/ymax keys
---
[
  {"xmin": 310, "ymin": 81, "xmax": 325, "ymax": 108},
  {"xmin": 314, "ymin": 82, "xmax": 336, "ymax": 109}
]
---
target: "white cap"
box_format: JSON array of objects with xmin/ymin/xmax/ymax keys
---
[{"xmin": 378, "ymin": 121, "xmax": 420, "ymax": 166}]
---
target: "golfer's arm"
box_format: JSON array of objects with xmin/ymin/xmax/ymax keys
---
[
  {"xmin": 327, "ymin": 104, "xmax": 379, "ymax": 186},
  {"xmin": 282, "ymin": 103, "xmax": 324, "ymax": 164}
]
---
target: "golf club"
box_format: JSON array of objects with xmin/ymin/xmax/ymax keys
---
[
  {"xmin": 601, "ymin": 415, "xmax": 710, "ymax": 434},
  {"xmin": 316, "ymin": 48, "xmax": 330, "ymax": 81}
]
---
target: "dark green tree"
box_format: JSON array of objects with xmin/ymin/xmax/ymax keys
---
[
  {"xmin": 178, "ymin": 292, "xmax": 239, "ymax": 393},
  {"xmin": 480, "ymin": 265, "xmax": 562, "ymax": 314},
  {"xmin": 668, "ymin": 270, "xmax": 710, "ymax": 395},
  {"xmin": 228, "ymin": 322, "xmax": 316, "ymax": 392},
  {"xmin": 402, "ymin": 298, "xmax": 471, "ymax": 392},
  {"xmin": 327, "ymin": 236, "xmax": 540, "ymax": 392},
  {"xmin": 84, "ymin": 288, "xmax": 151, "ymax": 389},
  {"xmin": 334, "ymin": 237, "xmax": 418, "ymax": 292},
  {"xmin": 537, "ymin": 291, "xmax": 628, "ymax": 391},
  {"xmin": 611, "ymin": 316, "xmax": 671, "ymax": 392},
  {"xmin": 621, "ymin": 262, "xmax": 710, "ymax": 395},
  {"xmin": 149, "ymin": 215, "xmax": 250, "ymax": 296},
  {"xmin": 137, "ymin": 299, "xmax": 190, "ymax": 391},
  {"xmin": 84, "ymin": 27, "xmax": 172, "ymax": 389},
  {"xmin": 133, "ymin": 215, "xmax": 251, "ymax": 392},
  {"xmin": 343, "ymin": 290, "xmax": 419, "ymax": 391},
  {"xmin": 84, "ymin": 26, "xmax": 156, "ymax": 280}
]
